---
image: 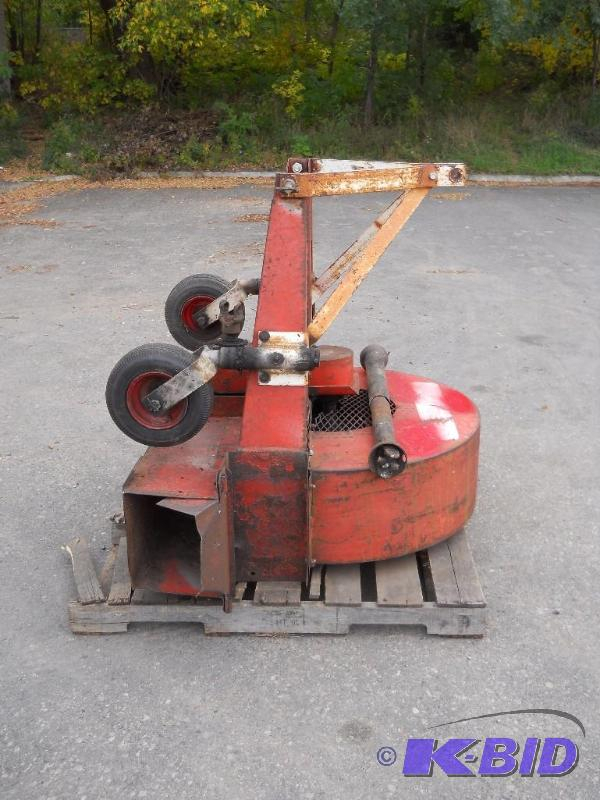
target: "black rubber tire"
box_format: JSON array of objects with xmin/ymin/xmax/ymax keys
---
[
  {"xmin": 165, "ymin": 273, "xmax": 244, "ymax": 350},
  {"xmin": 105, "ymin": 343, "xmax": 214, "ymax": 447}
]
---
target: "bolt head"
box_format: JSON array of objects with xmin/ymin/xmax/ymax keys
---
[
  {"xmin": 258, "ymin": 371, "xmax": 271, "ymax": 383},
  {"xmin": 291, "ymin": 162, "xmax": 303, "ymax": 173},
  {"xmin": 258, "ymin": 330, "xmax": 270, "ymax": 342},
  {"xmin": 449, "ymin": 166, "xmax": 464, "ymax": 184},
  {"xmin": 280, "ymin": 177, "xmax": 298, "ymax": 194},
  {"xmin": 428, "ymin": 171, "xmax": 438, "ymax": 181}
]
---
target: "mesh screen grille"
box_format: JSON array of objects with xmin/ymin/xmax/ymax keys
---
[{"xmin": 310, "ymin": 389, "xmax": 396, "ymax": 433}]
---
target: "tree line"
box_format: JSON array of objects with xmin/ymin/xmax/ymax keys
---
[{"xmin": 1, "ymin": 0, "xmax": 598, "ymax": 120}]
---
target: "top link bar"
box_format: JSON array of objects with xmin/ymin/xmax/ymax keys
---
[{"xmin": 277, "ymin": 159, "xmax": 466, "ymax": 197}]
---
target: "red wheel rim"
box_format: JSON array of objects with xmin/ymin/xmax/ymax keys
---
[
  {"xmin": 180, "ymin": 295, "xmax": 216, "ymax": 334},
  {"xmin": 126, "ymin": 371, "xmax": 187, "ymax": 430}
]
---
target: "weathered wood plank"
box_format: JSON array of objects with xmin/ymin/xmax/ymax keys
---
[
  {"xmin": 70, "ymin": 620, "xmax": 129, "ymax": 634},
  {"xmin": 67, "ymin": 600, "xmax": 486, "ymax": 637},
  {"xmin": 375, "ymin": 555, "xmax": 423, "ymax": 607},
  {"xmin": 68, "ymin": 528, "xmax": 485, "ymax": 636},
  {"xmin": 64, "ymin": 537, "xmax": 105, "ymax": 604},
  {"xmin": 308, "ymin": 565, "xmax": 322, "ymax": 600},
  {"xmin": 446, "ymin": 529, "xmax": 485, "ymax": 607},
  {"xmin": 428, "ymin": 538, "xmax": 461, "ymax": 606},
  {"xmin": 110, "ymin": 512, "xmax": 126, "ymax": 545},
  {"xmin": 107, "ymin": 537, "xmax": 132, "ymax": 605},
  {"xmin": 99, "ymin": 545, "xmax": 118, "ymax": 597},
  {"xmin": 254, "ymin": 582, "xmax": 301, "ymax": 606},
  {"xmin": 324, "ymin": 564, "xmax": 362, "ymax": 606},
  {"xmin": 234, "ymin": 582, "xmax": 247, "ymax": 601}
]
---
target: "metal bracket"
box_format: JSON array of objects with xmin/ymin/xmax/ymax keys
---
[
  {"xmin": 276, "ymin": 160, "xmax": 466, "ymax": 197},
  {"xmin": 308, "ymin": 189, "xmax": 429, "ymax": 343},
  {"xmin": 143, "ymin": 350, "xmax": 218, "ymax": 413},
  {"xmin": 198, "ymin": 278, "xmax": 260, "ymax": 327},
  {"xmin": 256, "ymin": 331, "xmax": 311, "ymax": 386}
]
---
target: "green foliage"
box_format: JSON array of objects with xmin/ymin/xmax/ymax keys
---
[
  {"xmin": 214, "ymin": 102, "xmax": 257, "ymax": 154},
  {"xmin": 0, "ymin": 53, "xmax": 11, "ymax": 87},
  {"xmin": 18, "ymin": 43, "xmax": 155, "ymax": 115},
  {"xmin": 176, "ymin": 135, "xmax": 207, "ymax": 168},
  {"xmin": 42, "ymin": 116, "xmax": 101, "ymax": 171},
  {"xmin": 1, "ymin": 0, "xmax": 598, "ymax": 175},
  {"xmin": 272, "ymin": 70, "xmax": 306, "ymax": 118},
  {"xmin": 289, "ymin": 133, "xmax": 312, "ymax": 156},
  {"xmin": 0, "ymin": 102, "xmax": 26, "ymax": 163},
  {"xmin": 7, "ymin": 0, "xmax": 600, "ymax": 114}
]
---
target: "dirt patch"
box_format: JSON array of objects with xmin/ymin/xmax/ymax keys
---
[
  {"xmin": 5, "ymin": 263, "xmax": 58, "ymax": 274},
  {"xmin": 208, "ymin": 241, "xmax": 264, "ymax": 262},
  {"xmin": 433, "ymin": 192, "xmax": 472, "ymax": 201},
  {"xmin": 425, "ymin": 268, "xmax": 478, "ymax": 274},
  {"xmin": 93, "ymin": 108, "xmax": 218, "ymax": 175},
  {"xmin": 107, "ymin": 175, "xmax": 271, "ymax": 191},
  {"xmin": 234, "ymin": 213, "xmax": 270, "ymax": 223}
]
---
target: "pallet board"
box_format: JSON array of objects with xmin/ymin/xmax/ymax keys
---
[{"xmin": 66, "ymin": 529, "xmax": 486, "ymax": 637}]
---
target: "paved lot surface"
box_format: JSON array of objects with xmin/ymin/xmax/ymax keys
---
[{"xmin": 0, "ymin": 183, "xmax": 598, "ymax": 799}]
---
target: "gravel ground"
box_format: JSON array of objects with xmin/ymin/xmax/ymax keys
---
[{"xmin": 0, "ymin": 183, "xmax": 598, "ymax": 799}]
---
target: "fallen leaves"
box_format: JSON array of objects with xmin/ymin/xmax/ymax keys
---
[
  {"xmin": 0, "ymin": 179, "xmax": 86, "ymax": 227},
  {"xmin": 0, "ymin": 174, "xmax": 272, "ymax": 228}
]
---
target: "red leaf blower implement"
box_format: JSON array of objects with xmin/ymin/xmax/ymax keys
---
[{"xmin": 105, "ymin": 158, "xmax": 479, "ymax": 608}]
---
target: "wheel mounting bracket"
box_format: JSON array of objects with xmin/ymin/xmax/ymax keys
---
[{"xmin": 143, "ymin": 350, "xmax": 217, "ymax": 413}]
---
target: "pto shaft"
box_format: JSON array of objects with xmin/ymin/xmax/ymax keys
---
[{"xmin": 360, "ymin": 344, "xmax": 407, "ymax": 479}]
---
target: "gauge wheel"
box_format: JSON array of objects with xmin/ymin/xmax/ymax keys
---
[
  {"xmin": 105, "ymin": 343, "xmax": 214, "ymax": 446},
  {"xmin": 165, "ymin": 273, "xmax": 243, "ymax": 349}
]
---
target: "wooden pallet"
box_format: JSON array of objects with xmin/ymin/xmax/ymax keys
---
[{"xmin": 65, "ymin": 524, "xmax": 486, "ymax": 637}]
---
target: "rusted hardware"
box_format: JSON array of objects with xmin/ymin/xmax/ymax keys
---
[
  {"xmin": 196, "ymin": 277, "xmax": 260, "ymax": 330},
  {"xmin": 308, "ymin": 189, "xmax": 428, "ymax": 343},
  {"xmin": 278, "ymin": 176, "xmax": 299, "ymax": 196},
  {"xmin": 256, "ymin": 331, "xmax": 320, "ymax": 385},
  {"xmin": 360, "ymin": 344, "xmax": 407, "ymax": 479},
  {"xmin": 277, "ymin": 160, "xmax": 465, "ymax": 198},
  {"xmin": 144, "ymin": 339, "xmax": 320, "ymax": 412},
  {"xmin": 219, "ymin": 302, "xmax": 246, "ymax": 338}
]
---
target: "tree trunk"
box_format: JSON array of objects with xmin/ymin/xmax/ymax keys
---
[
  {"xmin": 592, "ymin": 29, "xmax": 599, "ymax": 96},
  {"xmin": 19, "ymin": 2, "xmax": 25, "ymax": 62},
  {"xmin": 99, "ymin": 0, "xmax": 122, "ymax": 50},
  {"xmin": 304, "ymin": 0, "xmax": 313, "ymax": 40},
  {"xmin": 34, "ymin": 0, "xmax": 43, "ymax": 58},
  {"xmin": 364, "ymin": 4, "xmax": 380, "ymax": 127},
  {"xmin": 87, "ymin": 0, "xmax": 94, "ymax": 46},
  {"xmin": 417, "ymin": 11, "xmax": 428, "ymax": 93},
  {"xmin": 0, "ymin": 0, "xmax": 11, "ymax": 99},
  {"xmin": 327, "ymin": 0, "xmax": 345, "ymax": 77}
]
